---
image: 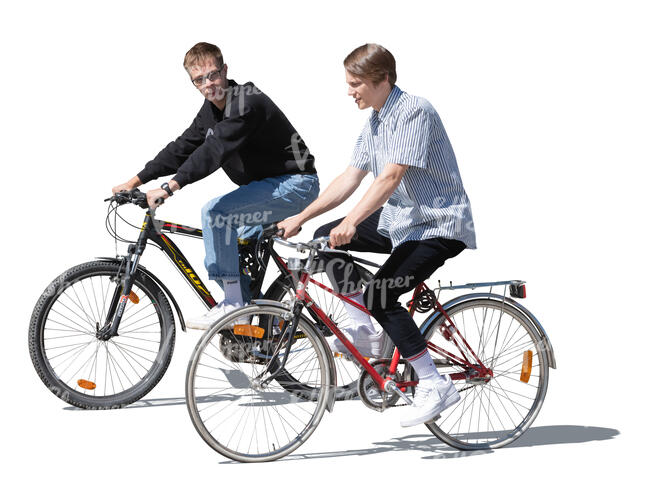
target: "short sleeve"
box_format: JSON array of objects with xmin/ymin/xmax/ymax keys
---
[
  {"xmin": 350, "ymin": 133, "xmax": 371, "ymax": 171},
  {"xmin": 386, "ymin": 107, "xmax": 430, "ymax": 169}
]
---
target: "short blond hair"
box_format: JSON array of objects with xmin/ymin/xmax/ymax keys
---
[{"xmin": 183, "ymin": 42, "xmax": 224, "ymax": 70}]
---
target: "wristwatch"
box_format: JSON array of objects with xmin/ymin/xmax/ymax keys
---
[{"xmin": 161, "ymin": 182, "xmax": 173, "ymax": 196}]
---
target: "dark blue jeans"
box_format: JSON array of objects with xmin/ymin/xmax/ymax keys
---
[{"xmin": 315, "ymin": 209, "xmax": 465, "ymax": 358}]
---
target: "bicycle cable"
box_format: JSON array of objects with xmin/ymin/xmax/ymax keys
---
[{"xmin": 104, "ymin": 201, "xmax": 162, "ymax": 256}]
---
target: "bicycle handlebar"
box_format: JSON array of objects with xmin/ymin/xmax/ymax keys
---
[
  {"xmin": 104, "ymin": 188, "xmax": 161, "ymax": 210},
  {"xmin": 272, "ymin": 234, "xmax": 355, "ymax": 257},
  {"xmin": 264, "ymin": 222, "xmax": 358, "ymax": 255}
]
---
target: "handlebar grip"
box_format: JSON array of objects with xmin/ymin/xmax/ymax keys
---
[
  {"xmin": 262, "ymin": 223, "xmax": 279, "ymax": 238},
  {"xmin": 261, "ymin": 223, "xmax": 302, "ymax": 239}
]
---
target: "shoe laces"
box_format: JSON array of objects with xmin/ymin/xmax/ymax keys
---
[{"xmin": 412, "ymin": 381, "xmax": 436, "ymax": 407}]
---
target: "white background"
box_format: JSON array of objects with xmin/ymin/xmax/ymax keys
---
[{"xmin": 1, "ymin": 0, "xmax": 648, "ymax": 478}]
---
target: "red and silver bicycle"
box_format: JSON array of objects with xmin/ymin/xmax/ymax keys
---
[{"xmin": 185, "ymin": 231, "xmax": 556, "ymax": 462}]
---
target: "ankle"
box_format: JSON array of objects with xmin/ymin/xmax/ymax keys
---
[
  {"xmin": 408, "ymin": 350, "xmax": 444, "ymax": 384},
  {"xmin": 221, "ymin": 278, "xmax": 244, "ymax": 306}
]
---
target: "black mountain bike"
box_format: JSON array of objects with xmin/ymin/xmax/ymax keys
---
[{"xmin": 29, "ymin": 189, "xmax": 371, "ymax": 409}]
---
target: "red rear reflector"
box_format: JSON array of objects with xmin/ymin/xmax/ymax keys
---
[{"xmin": 77, "ymin": 379, "xmax": 96, "ymax": 390}]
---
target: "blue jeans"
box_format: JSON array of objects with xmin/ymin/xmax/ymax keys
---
[{"xmin": 201, "ymin": 174, "xmax": 319, "ymax": 301}]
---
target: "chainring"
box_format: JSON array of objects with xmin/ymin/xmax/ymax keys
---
[{"xmin": 358, "ymin": 360, "xmax": 406, "ymax": 412}]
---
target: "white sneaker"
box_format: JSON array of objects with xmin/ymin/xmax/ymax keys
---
[
  {"xmin": 327, "ymin": 325, "xmax": 387, "ymax": 358},
  {"xmin": 400, "ymin": 375, "xmax": 460, "ymax": 427},
  {"xmin": 185, "ymin": 302, "xmax": 249, "ymax": 330}
]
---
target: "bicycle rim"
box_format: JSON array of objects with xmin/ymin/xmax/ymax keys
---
[
  {"xmin": 185, "ymin": 305, "xmax": 331, "ymax": 462},
  {"xmin": 31, "ymin": 263, "xmax": 173, "ymax": 407},
  {"xmin": 424, "ymin": 298, "xmax": 549, "ymax": 449}
]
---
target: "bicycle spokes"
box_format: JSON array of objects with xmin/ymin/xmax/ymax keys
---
[
  {"xmin": 428, "ymin": 303, "xmax": 493, "ymax": 381},
  {"xmin": 424, "ymin": 299, "xmax": 549, "ymax": 449}
]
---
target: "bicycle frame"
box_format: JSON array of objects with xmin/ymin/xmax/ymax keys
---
[
  {"xmin": 286, "ymin": 266, "xmax": 495, "ymax": 394},
  {"xmin": 102, "ymin": 206, "xmax": 286, "ymax": 339},
  {"xmin": 151, "ymin": 218, "xmax": 217, "ymax": 308}
]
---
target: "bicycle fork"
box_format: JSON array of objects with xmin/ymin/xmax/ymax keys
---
[
  {"xmin": 256, "ymin": 300, "xmax": 305, "ymax": 387},
  {"xmin": 97, "ymin": 218, "xmax": 150, "ymax": 340}
]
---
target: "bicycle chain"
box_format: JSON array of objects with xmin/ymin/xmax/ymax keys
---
[{"xmin": 388, "ymin": 383, "xmax": 477, "ymax": 408}]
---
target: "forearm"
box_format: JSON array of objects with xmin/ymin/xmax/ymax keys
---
[
  {"xmin": 343, "ymin": 170, "xmax": 404, "ymax": 227},
  {"xmin": 126, "ymin": 175, "xmax": 143, "ymax": 189},
  {"xmin": 296, "ymin": 171, "xmax": 361, "ymax": 223},
  {"xmin": 168, "ymin": 179, "xmax": 181, "ymax": 192},
  {"xmin": 138, "ymin": 117, "xmax": 204, "ymax": 185}
]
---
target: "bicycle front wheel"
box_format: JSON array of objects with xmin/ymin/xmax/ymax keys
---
[
  {"xmin": 185, "ymin": 304, "xmax": 332, "ymax": 462},
  {"xmin": 422, "ymin": 298, "xmax": 549, "ymax": 450},
  {"xmin": 28, "ymin": 260, "xmax": 175, "ymax": 409}
]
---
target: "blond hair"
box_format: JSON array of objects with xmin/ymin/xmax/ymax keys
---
[{"xmin": 183, "ymin": 42, "xmax": 224, "ymax": 70}]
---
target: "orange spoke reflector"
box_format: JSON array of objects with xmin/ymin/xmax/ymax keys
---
[
  {"xmin": 334, "ymin": 352, "xmax": 368, "ymax": 360},
  {"xmin": 233, "ymin": 325, "xmax": 265, "ymax": 339},
  {"xmin": 520, "ymin": 350, "xmax": 533, "ymax": 383},
  {"xmin": 128, "ymin": 291, "xmax": 140, "ymax": 304},
  {"xmin": 77, "ymin": 379, "xmax": 96, "ymax": 390}
]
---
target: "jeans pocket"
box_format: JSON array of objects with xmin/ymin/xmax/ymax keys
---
[{"xmin": 277, "ymin": 175, "xmax": 319, "ymax": 203}]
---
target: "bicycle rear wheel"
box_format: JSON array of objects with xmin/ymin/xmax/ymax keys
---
[
  {"xmin": 28, "ymin": 260, "xmax": 175, "ymax": 409},
  {"xmin": 185, "ymin": 304, "xmax": 332, "ymax": 462},
  {"xmin": 422, "ymin": 298, "xmax": 549, "ymax": 449}
]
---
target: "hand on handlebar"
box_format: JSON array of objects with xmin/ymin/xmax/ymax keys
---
[
  {"xmin": 329, "ymin": 220, "xmax": 356, "ymax": 248},
  {"xmin": 277, "ymin": 216, "xmax": 303, "ymax": 239},
  {"xmin": 112, "ymin": 176, "xmax": 142, "ymax": 194},
  {"xmin": 146, "ymin": 188, "xmax": 168, "ymax": 209}
]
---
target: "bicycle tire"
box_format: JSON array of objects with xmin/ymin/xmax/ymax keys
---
[
  {"xmin": 421, "ymin": 298, "xmax": 549, "ymax": 449},
  {"xmin": 264, "ymin": 259, "xmax": 375, "ymax": 401},
  {"xmin": 185, "ymin": 304, "xmax": 332, "ymax": 462},
  {"xmin": 28, "ymin": 260, "xmax": 175, "ymax": 409}
]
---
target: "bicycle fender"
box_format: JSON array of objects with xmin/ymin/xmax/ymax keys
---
[
  {"xmin": 95, "ymin": 257, "xmax": 186, "ymax": 332},
  {"xmin": 251, "ymin": 299, "xmax": 337, "ymax": 413},
  {"xmin": 419, "ymin": 293, "xmax": 556, "ymax": 369}
]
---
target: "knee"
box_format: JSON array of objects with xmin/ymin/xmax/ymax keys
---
[
  {"xmin": 201, "ymin": 201, "xmax": 213, "ymax": 219},
  {"xmin": 363, "ymin": 284, "xmax": 383, "ymax": 315},
  {"xmin": 202, "ymin": 198, "xmax": 231, "ymax": 228},
  {"xmin": 201, "ymin": 196, "xmax": 224, "ymax": 217}
]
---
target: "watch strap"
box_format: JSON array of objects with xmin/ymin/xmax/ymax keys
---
[{"xmin": 161, "ymin": 182, "xmax": 173, "ymax": 196}]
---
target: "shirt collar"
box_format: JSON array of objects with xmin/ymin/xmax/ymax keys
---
[{"xmin": 375, "ymin": 85, "xmax": 402, "ymax": 122}]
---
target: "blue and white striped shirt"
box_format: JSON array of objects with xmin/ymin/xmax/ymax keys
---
[{"xmin": 351, "ymin": 86, "xmax": 476, "ymax": 249}]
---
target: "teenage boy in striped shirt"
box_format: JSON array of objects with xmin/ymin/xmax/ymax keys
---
[{"xmin": 278, "ymin": 43, "xmax": 476, "ymax": 427}]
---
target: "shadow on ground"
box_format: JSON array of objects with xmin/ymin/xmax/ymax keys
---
[
  {"xmin": 62, "ymin": 398, "xmax": 619, "ymax": 462},
  {"xmin": 222, "ymin": 425, "xmax": 620, "ymax": 463}
]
